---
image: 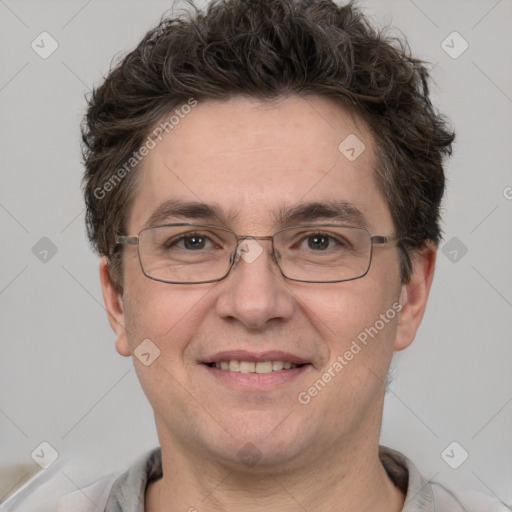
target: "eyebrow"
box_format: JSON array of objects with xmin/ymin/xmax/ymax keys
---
[
  {"xmin": 143, "ymin": 198, "xmax": 367, "ymax": 230},
  {"xmin": 274, "ymin": 200, "xmax": 367, "ymax": 228},
  {"xmin": 143, "ymin": 199, "xmax": 238, "ymax": 228}
]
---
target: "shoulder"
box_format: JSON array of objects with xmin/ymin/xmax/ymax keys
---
[
  {"xmin": 430, "ymin": 483, "xmax": 511, "ymax": 512},
  {"xmin": 0, "ymin": 471, "xmax": 120, "ymax": 512},
  {"xmin": 58, "ymin": 448, "xmax": 161, "ymax": 512},
  {"xmin": 1, "ymin": 449, "xmax": 160, "ymax": 512},
  {"xmin": 54, "ymin": 473, "xmax": 120, "ymax": 512},
  {"xmin": 379, "ymin": 446, "xmax": 510, "ymax": 512}
]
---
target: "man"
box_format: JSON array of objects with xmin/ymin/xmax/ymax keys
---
[{"xmin": 52, "ymin": 0, "xmax": 501, "ymax": 510}]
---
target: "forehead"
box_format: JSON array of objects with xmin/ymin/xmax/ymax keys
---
[{"xmin": 127, "ymin": 95, "xmax": 392, "ymax": 233}]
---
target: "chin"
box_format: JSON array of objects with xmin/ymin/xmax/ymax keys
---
[{"xmin": 195, "ymin": 411, "xmax": 318, "ymax": 471}]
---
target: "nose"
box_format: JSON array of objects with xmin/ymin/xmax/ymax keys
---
[{"xmin": 215, "ymin": 238, "xmax": 294, "ymax": 330}]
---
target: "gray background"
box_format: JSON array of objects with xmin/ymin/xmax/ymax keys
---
[{"xmin": 1, "ymin": 0, "xmax": 511, "ymax": 507}]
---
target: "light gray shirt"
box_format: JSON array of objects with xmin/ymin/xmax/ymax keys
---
[
  {"xmin": 9, "ymin": 446, "xmax": 508, "ymax": 511},
  {"xmin": 92, "ymin": 446, "xmax": 508, "ymax": 511}
]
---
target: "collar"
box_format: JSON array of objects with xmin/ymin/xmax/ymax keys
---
[{"xmin": 104, "ymin": 445, "xmax": 435, "ymax": 511}]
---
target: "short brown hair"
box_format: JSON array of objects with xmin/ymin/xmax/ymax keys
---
[{"xmin": 82, "ymin": 0, "xmax": 455, "ymax": 293}]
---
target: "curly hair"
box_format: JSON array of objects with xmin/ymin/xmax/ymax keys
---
[{"xmin": 82, "ymin": 0, "xmax": 455, "ymax": 293}]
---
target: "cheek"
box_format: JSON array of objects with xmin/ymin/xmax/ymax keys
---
[
  {"xmin": 293, "ymin": 274, "xmax": 402, "ymax": 394},
  {"xmin": 122, "ymin": 263, "xmax": 211, "ymax": 349},
  {"xmin": 297, "ymin": 280, "xmax": 399, "ymax": 343},
  {"xmin": 293, "ymin": 285, "xmax": 401, "ymax": 429},
  {"xmin": 122, "ymin": 281, "xmax": 214, "ymax": 410}
]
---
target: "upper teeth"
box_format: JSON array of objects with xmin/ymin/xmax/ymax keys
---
[{"xmin": 213, "ymin": 360, "xmax": 297, "ymax": 373}]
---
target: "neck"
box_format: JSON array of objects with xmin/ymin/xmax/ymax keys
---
[{"xmin": 145, "ymin": 428, "xmax": 404, "ymax": 512}]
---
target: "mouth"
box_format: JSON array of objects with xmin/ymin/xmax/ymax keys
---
[
  {"xmin": 205, "ymin": 360, "xmax": 305, "ymax": 373},
  {"xmin": 201, "ymin": 351, "xmax": 312, "ymax": 389}
]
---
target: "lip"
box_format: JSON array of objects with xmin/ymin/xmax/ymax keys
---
[
  {"xmin": 201, "ymin": 362, "xmax": 310, "ymax": 390},
  {"xmin": 200, "ymin": 350, "xmax": 312, "ymax": 391},
  {"xmin": 202, "ymin": 350, "xmax": 309, "ymax": 365}
]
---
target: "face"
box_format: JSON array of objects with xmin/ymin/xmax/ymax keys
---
[{"xmin": 101, "ymin": 95, "xmax": 434, "ymax": 471}]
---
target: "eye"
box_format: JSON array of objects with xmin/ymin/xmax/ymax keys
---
[
  {"xmin": 306, "ymin": 234, "xmax": 331, "ymax": 250},
  {"xmin": 299, "ymin": 232, "xmax": 350, "ymax": 251},
  {"xmin": 167, "ymin": 232, "xmax": 215, "ymax": 250}
]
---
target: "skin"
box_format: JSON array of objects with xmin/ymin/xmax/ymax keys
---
[{"xmin": 100, "ymin": 95, "xmax": 436, "ymax": 512}]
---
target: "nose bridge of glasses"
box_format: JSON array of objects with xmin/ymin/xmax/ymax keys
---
[
  {"xmin": 232, "ymin": 235, "xmax": 279, "ymax": 266},
  {"xmin": 237, "ymin": 234, "xmax": 274, "ymax": 242}
]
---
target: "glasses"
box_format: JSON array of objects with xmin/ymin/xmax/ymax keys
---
[{"xmin": 115, "ymin": 223, "xmax": 397, "ymax": 284}]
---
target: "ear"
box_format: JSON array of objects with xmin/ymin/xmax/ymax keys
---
[
  {"xmin": 394, "ymin": 242, "xmax": 437, "ymax": 351},
  {"xmin": 99, "ymin": 257, "xmax": 131, "ymax": 357}
]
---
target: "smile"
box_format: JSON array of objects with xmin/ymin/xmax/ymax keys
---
[{"xmin": 206, "ymin": 360, "xmax": 302, "ymax": 373}]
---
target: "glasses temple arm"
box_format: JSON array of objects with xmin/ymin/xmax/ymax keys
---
[
  {"xmin": 116, "ymin": 235, "xmax": 139, "ymax": 246},
  {"xmin": 371, "ymin": 235, "xmax": 399, "ymax": 245}
]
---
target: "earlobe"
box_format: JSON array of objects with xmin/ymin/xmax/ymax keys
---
[
  {"xmin": 99, "ymin": 257, "xmax": 131, "ymax": 357},
  {"xmin": 394, "ymin": 242, "xmax": 437, "ymax": 351}
]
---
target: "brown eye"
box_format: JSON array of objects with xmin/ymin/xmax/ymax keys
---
[
  {"xmin": 164, "ymin": 232, "xmax": 215, "ymax": 251},
  {"xmin": 183, "ymin": 235, "xmax": 206, "ymax": 250},
  {"xmin": 307, "ymin": 234, "xmax": 330, "ymax": 250}
]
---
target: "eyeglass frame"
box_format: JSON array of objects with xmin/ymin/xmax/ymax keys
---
[{"xmin": 115, "ymin": 223, "xmax": 398, "ymax": 285}]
